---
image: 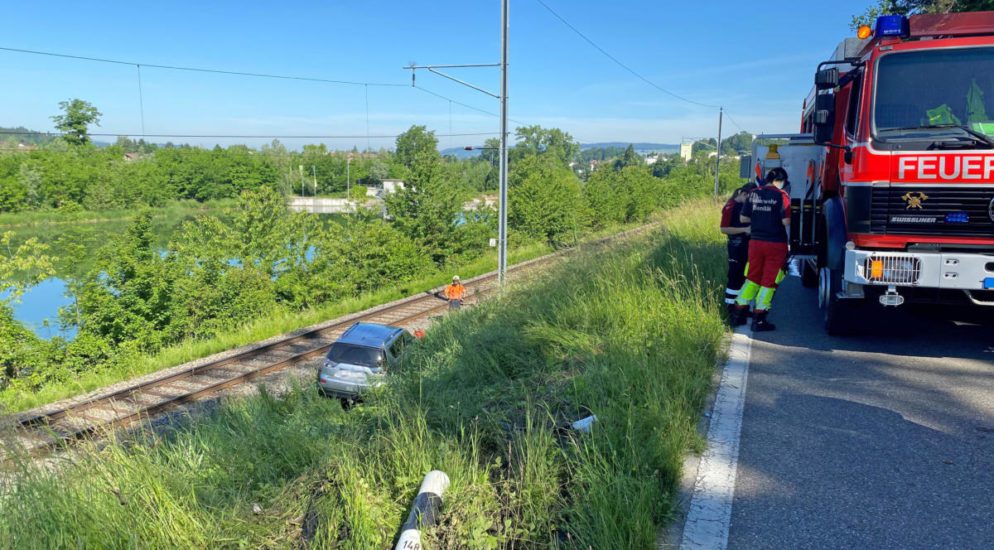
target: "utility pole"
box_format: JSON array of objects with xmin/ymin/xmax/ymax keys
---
[
  {"xmin": 347, "ymin": 154, "xmax": 352, "ymax": 212},
  {"xmin": 497, "ymin": 0, "xmax": 509, "ymax": 286},
  {"xmin": 714, "ymin": 107, "xmax": 723, "ymax": 197},
  {"xmin": 403, "ymin": 0, "xmax": 509, "ymax": 285},
  {"xmin": 312, "ymin": 165, "xmax": 317, "ymax": 196}
]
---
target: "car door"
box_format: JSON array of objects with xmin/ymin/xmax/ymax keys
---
[{"xmin": 386, "ymin": 332, "xmax": 414, "ymax": 366}]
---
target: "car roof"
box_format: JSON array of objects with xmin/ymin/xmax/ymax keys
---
[{"xmin": 336, "ymin": 322, "xmax": 404, "ymax": 348}]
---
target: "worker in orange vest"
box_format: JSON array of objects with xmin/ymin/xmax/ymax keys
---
[{"xmin": 444, "ymin": 275, "xmax": 466, "ymax": 310}]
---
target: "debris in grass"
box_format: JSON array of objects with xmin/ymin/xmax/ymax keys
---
[{"xmin": 570, "ymin": 415, "xmax": 597, "ymax": 433}]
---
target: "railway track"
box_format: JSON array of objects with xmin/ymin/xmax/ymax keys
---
[{"xmin": 5, "ymin": 222, "xmax": 657, "ymax": 456}]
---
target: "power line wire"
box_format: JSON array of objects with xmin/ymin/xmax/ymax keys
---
[
  {"xmin": 533, "ymin": 0, "xmax": 719, "ymax": 109},
  {"xmin": 723, "ymin": 111, "xmax": 751, "ymax": 135},
  {"xmin": 1, "ymin": 44, "xmax": 518, "ymax": 134},
  {"xmin": 0, "ymin": 46, "xmax": 407, "ymax": 87},
  {"xmin": 413, "ymin": 84, "xmax": 530, "ymax": 129},
  {"xmin": 413, "ymin": 84, "xmax": 500, "ymax": 118},
  {"xmin": 0, "ymin": 46, "xmax": 524, "ymax": 144}
]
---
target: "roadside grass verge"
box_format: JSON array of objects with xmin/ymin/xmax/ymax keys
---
[{"xmin": 0, "ymin": 199, "xmax": 727, "ymax": 548}]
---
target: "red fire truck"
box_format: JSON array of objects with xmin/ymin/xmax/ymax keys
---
[{"xmin": 747, "ymin": 11, "xmax": 994, "ymax": 334}]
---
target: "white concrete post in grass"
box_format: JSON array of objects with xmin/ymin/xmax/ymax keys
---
[{"xmin": 395, "ymin": 470, "xmax": 450, "ymax": 550}]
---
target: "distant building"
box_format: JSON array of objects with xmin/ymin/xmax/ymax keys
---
[
  {"xmin": 679, "ymin": 142, "xmax": 693, "ymax": 162},
  {"xmin": 366, "ymin": 179, "xmax": 406, "ymax": 198},
  {"xmin": 644, "ymin": 154, "xmax": 659, "ymax": 165},
  {"xmin": 383, "ymin": 179, "xmax": 405, "ymax": 193},
  {"xmin": 707, "ymin": 152, "xmax": 741, "ymax": 160}
]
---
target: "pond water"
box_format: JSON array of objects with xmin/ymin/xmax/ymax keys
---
[{"xmin": 9, "ymin": 278, "xmax": 77, "ymax": 340}]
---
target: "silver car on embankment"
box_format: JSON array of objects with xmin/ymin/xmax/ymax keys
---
[{"xmin": 317, "ymin": 322, "xmax": 413, "ymax": 404}]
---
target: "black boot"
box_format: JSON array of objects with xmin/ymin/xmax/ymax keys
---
[
  {"xmin": 751, "ymin": 310, "xmax": 776, "ymax": 332},
  {"xmin": 730, "ymin": 306, "xmax": 749, "ymax": 327}
]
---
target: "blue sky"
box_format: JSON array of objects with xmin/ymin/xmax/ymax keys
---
[{"xmin": 0, "ymin": 0, "xmax": 871, "ymax": 150}]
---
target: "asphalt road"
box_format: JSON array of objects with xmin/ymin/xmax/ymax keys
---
[{"xmin": 728, "ymin": 278, "xmax": 994, "ymax": 549}]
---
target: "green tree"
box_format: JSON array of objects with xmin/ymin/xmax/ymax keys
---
[
  {"xmin": 851, "ymin": 0, "xmax": 994, "ymax": 29},
  {"xmin": 51, "ymin": 99, "xmax": 102, "ymax": 147},
  {"xmin": 583, "ymin": 167, "xmax": 626, "ymax": 228},
  {"xmin": 385, "ymin": 126, "xmax": 469, "ymax": 264},
  {"xmin": 615, "ymin": 144, "xmax": 642, "ymax": 170},
  {"xmin": 509, "ymin": 155, "xmax": 586, "ymax": 245},
  {"xmin": 394, "ymin": 125, "xmax": 439, "ymax": 172},
  {"xmin": 512, "ymin": 125, "xmax": 580, "ymax": 166},
  {"xmin": 319, "ymin": 221, "xmax": 433, "ymax": 296},
  {"xmin": 479, "ymin": 137, "xmax": 501, "ymax": 190},
  {"xmin": 70, "ymin": 211, "xmax": 180, "ymax": 351},
  {"xmin": 722, "ymin": 131, "xmax": 754, "ymax": 155},
  {"xmin": 692, "ymin": 138, "xmax": 717, "ymax": 155},
  {"xmin": 0, "ymin": 233, "xmax": 55, "ymax": 389}
]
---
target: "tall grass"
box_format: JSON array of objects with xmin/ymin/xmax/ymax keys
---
[{"xmin": 0, "ymin": 199, "xmax": 728, "ymax": 548}]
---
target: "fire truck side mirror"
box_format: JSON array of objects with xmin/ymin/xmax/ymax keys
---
[
  {"xmin": 815, "ymin": 68, "xmax": 839, "ymax": 90},
  {"xmin": 813, "ymin": 93, "xmax": 836, "ymax": 145}
]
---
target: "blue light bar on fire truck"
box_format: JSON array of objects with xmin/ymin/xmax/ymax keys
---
[{"xmin": 875, "ymin": 15, "xmax": 910, "ymax": 38}]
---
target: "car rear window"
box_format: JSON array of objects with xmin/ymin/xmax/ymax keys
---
[{"xmin": 327, "ymin": 343, "xmax": 383, "ymax": 368}]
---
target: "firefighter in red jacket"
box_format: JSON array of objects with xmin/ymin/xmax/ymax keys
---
[
  {"xmin": 720, "ymin": 186, "xmax": 752, "ymax": 314},
  {"xmin": 731, "ymin": 168, "xmax": 791, "ymax": 331}
]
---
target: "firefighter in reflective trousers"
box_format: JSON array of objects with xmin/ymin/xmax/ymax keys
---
[
  {"xmin": 732, "ymin": 168, "xmax": 791, "ymax": 331},
  {"xmin": 720, "ymin": 186, "xmax": 752, "ymax": 314}
]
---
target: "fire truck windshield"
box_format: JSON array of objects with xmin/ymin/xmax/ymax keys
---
[{"xmin": 874, "ymin": 47, "xmax": 994, "ymax": 142}]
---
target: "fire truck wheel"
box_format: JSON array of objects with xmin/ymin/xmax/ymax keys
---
[
  {"xmin": 801, "ymin": 261, "xmax": 818, "ymax": 288},
  {"xmin": 821, "ymin": 268, "xmax": 854, "ymax": 336}
]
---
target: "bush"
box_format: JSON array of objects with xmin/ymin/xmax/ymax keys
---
[{"xmin": 509, "ymin": 155, "xmax": 587, "ymax": 246}]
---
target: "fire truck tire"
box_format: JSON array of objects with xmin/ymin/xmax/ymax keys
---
[
  {"xmin": 801, "ymin": 261, "xmax": 818, "ymax": 288},
  {"xmin": 821, "ymin": 268, "xmax": 854, "ymax": 336}
]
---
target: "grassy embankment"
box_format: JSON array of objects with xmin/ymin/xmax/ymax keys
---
[{"xmin": 0, "ymin": 199, "xmax": 727, "ymax": 548}]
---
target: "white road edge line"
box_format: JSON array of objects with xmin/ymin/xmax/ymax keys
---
[{"xmin": 680, "ymin": 327, "xmax": 754, "ymax": 550}]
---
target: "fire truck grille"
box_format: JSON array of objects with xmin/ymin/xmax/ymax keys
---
[
  {"xmin": 870, "ymin": 187, "xmax": 994, "ymax": 237},
  {"xmin": 862, "ymin": 254, "xmax": 922, "ymax": 285}
]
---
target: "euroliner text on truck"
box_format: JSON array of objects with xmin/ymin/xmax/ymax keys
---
[{"xmin": 743, "ymin": 12, "xmax": 994, "ymax": 334}]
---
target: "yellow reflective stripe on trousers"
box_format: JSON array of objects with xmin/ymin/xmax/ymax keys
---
[{"xmin": 736, "ymin": 280, "xmax": 760, "ymax": 307}]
